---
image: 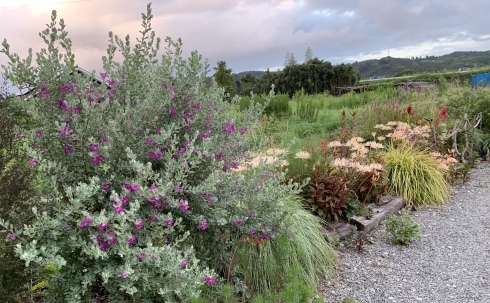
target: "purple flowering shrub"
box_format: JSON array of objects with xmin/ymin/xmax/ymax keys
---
[{"xmin": 1, "ymin": 5, "xmax": 300, "ymax": 302}]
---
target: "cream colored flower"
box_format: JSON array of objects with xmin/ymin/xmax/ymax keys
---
[
  {"xmin": 371, "ymin": 142, "xmax": 384, "ymax": 149},
  {"xmin": 295, "ymin": 151, "xmax": 311, "ymax": 160},
  {"xmin": 327, "ymin": 141, "xmax": 343, "ymax": 148},
  {"xmin": 369, "ymin": 163, "xmax": 384, "ymax": 171},
  {"xmin": 445, "ymin": 157, "xmax": 458, "ymax": 163},
  {"xmin": 333, "ymin": 157, "xmax": 349, "ymax": 167},
  {"xmin": 377, "ymin": 136, "xmax": 386, "ymax": 141},
  {"xmin": 430, "ymin": 152, "xmax": 442, "ymax": 158},
  {"xmin": 266, "ymin": 148, "xmax": 287, "ymax": 156}
]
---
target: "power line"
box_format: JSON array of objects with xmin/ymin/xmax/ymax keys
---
[{"xmin": 0, "ymin": 0, "xmax": 92, "ymax": 8}]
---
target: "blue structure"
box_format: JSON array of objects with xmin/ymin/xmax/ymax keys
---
[{"xmin": 471, "ymin": 72, "xmax": 490, "ymax": 88}]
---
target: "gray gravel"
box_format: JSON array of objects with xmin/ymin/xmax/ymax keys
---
[{"xmin": 320, "ymin": 161, "xmax": 490, "ymax": 303}]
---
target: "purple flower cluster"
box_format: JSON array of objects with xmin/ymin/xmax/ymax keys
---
[
  {"xmin": 59, "ymin": 81, "xmax": 76, "ymax": 94},
  {"xmin": 223, "ymin": 122, "xmax": 235, "ymax": 133},
  {"xmin": 148, "ymin": 150, "xmax": 163, "ymax": 160},
  {"xmin": 178, "ymin": 199, "xmax": 190, "ymax": 212},
  {"xmin": 91, "ymin": 154, "xmax": 105, "ymax": 164},
  {"xmin": 124, "ymin": 183, "xmax": 140, "ymax": 192},
  {"xmin": 204, "ymin": 275, "xmax": 216, "ymax": 285},
  {"xmin": 98, "ymin": 222, "xmax": 109, "ymax": 230},
  {"xmin": 134, "ymin": 219, "xmax": 144, "ymax": 231},
  {"xmin": 128, "ymin": 235, "xmax": 137, "ymax": 245},
  {"xmin": 79, "ymin": 217, "xmax": 91, "ymax": 229},
  {"xmin": 198, "ymin": 218, "xmax": 208, "ymax": 231},
  {"xmin": 96, "ymin": 231, "xmax": 117, "ymax": 251},
  {"xmin": 148, "ymin": 195, "xmax": 167, "ymax": 211},
  {"xmin": 39, "ymin": 82, "xmax": 50, "ymax": 99}
]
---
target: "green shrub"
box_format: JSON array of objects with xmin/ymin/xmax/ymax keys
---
[
  {"xmin": 383, "ymin": 143, "xmax": 450, "ymax": 206},
  {"xmin": 1, "ymin": 5, "xmax": 303, "ymax": 302},
  {"xmin": 385, "ymin": 209, "xmax": 420, "ymax": 245}
]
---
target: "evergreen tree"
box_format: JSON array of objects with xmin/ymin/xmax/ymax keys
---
[
  {"xmin": 304, "ymin": 47, "xmax": 313, "ymax": 63},
  {"xmin": 213, "ymin": 60, "xmax": 234, "ymax": 94},
  {"xmin": 284, "ymin": 52, "xmax": 297, "ymax": 67}
]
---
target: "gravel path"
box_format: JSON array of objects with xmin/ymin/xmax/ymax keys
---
[{"xmin": 320, "ymin": 161, "xmax": 490, "ymax": 303}]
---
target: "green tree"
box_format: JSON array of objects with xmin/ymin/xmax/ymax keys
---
[
  {"xmin": 239, "ymin": 72, "xmax": 257, "ymax": 95},
  {"xmin": 331, "ymin": 63, "xmax": 359, "ymax": 92},
  {"xmin": 284, "ymin": 52, "xmax": 297, "ymax": 67},
  {"xmin": 304, "ymin": 47, "xmax": 313, "ymax": 63},
  {"xmin": 280, "ymin": 58, "xmax": 334, "ymax": 97},
  {"xmin": 212, "ymin": 60, "xmax": 234, "ymax": 94}
]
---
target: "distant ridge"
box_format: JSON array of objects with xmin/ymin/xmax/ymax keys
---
[
  {"xmin": 228, "ymin": 50, "xmax": 490, "ymax": 81},
  {"xmin": 351, "ymin": 50, "xmax": 490, "ymax": 79}
]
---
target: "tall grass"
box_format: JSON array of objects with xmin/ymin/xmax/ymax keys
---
[
  {"xmin": 383, "ymin": 143, "xmax": 450, "ymax": 206},
  {"xmin": 234, "ymin": 197, "xmax": 336, "ymax": 295},
  {"xmin": 239, "ymin": 93, "xmax": 291, "ymax": 117}
]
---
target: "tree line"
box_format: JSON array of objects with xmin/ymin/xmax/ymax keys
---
[{"xmin": 213, "ymin": 51, "xmax": 359, "ymax": 97}]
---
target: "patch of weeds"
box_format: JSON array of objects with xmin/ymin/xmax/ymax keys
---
[
  {"xmin": 329, "ymin": 233, "xmax": 341, "ymax": 248},
  {"xmin": 344, "ymin": 198, "xmax": 360, "ymax": 222},
  {"xmin": 384, "ymin": 209, "xmax": 420, "ymax": 245}
]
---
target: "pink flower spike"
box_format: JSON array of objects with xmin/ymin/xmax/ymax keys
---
[
  {"xmin": 120, "ymin": 272, "xmax": 127, "ymax": 278},
  {"xmin": 205, "ymin": 276, "xmax": 216, "ymax": 285},
  {"xmin": 181, "ymin": 259, "xmax": 189, "ymax": 266},
  {"xmin": 166, "ymin": 219, "xmax": 174, "ymax": 227},
  {"xmin": 98, "ymin": 223, "xmax": 109, "ymax": 230},
  {"xmin": 149, "ymin": 185, "xmax": 158, "ymax": 191},
  {"xmin": 8, "ymin": 233, "xmax": 16, "ymax": 241}
]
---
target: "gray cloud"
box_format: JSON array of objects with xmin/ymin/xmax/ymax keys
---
[{"xmin": 0, "ymin": 0, "xmax": 489, "ymax": 74}]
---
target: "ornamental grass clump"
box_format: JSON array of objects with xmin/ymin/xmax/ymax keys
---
[
  {"xmin": 383, "ymin": 143, "xmax": 450, "ymax": 206},
  {"xmin": 234, "ymin": 197, "xmax": 336, "ymax": 295},
  {"xmin": 0, "ymin": 5, "xmax": 315, "ymax": 302}
]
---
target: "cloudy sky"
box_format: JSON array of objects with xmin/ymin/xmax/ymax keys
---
[{"xmin": 1, "ymin": 0, "xmax": 490, "ymax": 75}]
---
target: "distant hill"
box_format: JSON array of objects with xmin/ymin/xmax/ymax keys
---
[
  {"xmin": 351, "ymin": 51, "xmax": 490, "ymax": 79},
  {"xmin": 232, "ymin": 70, "xmax": 266, "ymax": 82}
]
